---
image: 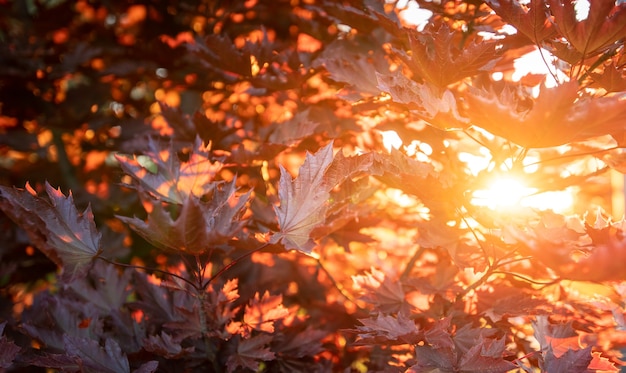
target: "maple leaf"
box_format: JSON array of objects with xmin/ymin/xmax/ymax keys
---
[
  {"xmin": 352, "ymin": 267, "xmax": 408, "ymax": 314},
  {"xmin": 118, "ymin": 179, "xmax": 250, "ymax": 254},
  {"xmin": 64, "ymin": 335, "xmax": 134, "ymax": 373},
  {"xmin": 548, "ymin": 0, "xmax": 626, "ymax": 56},
  {"xmin": 188, "ymin": 34, "xmax": 251, "ymax": 78},
  {"xmin": 143, "ymin": 331, "xmax": 194, "ymax": 359},
  {"xmin": 116, "ymin": 137, "xmax": 222, "ymax": 204},
  {"xmin": 400, "ymin": 23, "xmax": 501, "ymax": 88},
  {"xmin": 226, "ymin": 334, "xmax": 275, "ymax": 373},
  {"xmin": 267, "ymin": 109, "xmax": 322, "ymax": 146},
  {"xmin": 67, "ymin": 261, "xmax": 133, "ymax": 313},
  {"xmin": 590, "ymin": 62, "xmax": 626, "ymax": 93},
  {"xmin": 485, "ymin": 0, "xmax": 555, "ymax": 43},
  {"xmin": 243, "ymin": 291, "xmax": 289, "ymax": 334},
  {"xmin": 465, "ymin": 80, "xmax": 626, "ymax": 148},
  {"xmin": 271, "ymin": 326, "xmax": 327, "ymax": 358},
  {"xmin": 270, "ymin": 142, "xmax": 334, "ymax": 253},
  {"xmin": 0, "ymin": 322, "xmax": 20, "ymax": 369},
  {"xmin": 376, "ymin": 71, "xmax": 470, "ymax": 130},
  {"xmin": 588, "ymin": 352, "xmax": 619, "ymax": 372},
  {"xmin": 0, "ymin": 182, "xmax": 102, "ymax": 282},
  {"xmin": 315, "ymin": 38, "xmax": 387, "ymax": 99},
  {"xmin": 543, "ymin": 345, "xmax": 593, "ymax": 373},
  {"xmin": 457, "ymin": 338, "xmax": 517, "ymax": 373},
  {"xmin": 355, "ymin": 312, "xmax": 420, "ymax": 345}
]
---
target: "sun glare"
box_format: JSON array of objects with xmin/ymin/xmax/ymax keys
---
[
  {"xmin": 471, "ymin": 176, "xmax": 574, "ymax": 212},
  {"xmin": 471, "ymin": 177, "xmax": 535, "ymax": 210}
]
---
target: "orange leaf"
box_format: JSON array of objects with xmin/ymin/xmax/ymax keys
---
[{"xmin": 465, "ymin": 80, "xmax": 626, "ymax": 148}]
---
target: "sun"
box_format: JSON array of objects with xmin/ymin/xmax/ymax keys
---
[
  {"xmin": 471, "ymin": 176, "xmax": 536, "ymax": 210},
  {"xmin": 471, "ymin": 175, "xmax": 574, "ymax": 213}
]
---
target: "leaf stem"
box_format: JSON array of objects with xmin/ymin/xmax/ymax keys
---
[
  {"xmin": 455, "ymin": 265, "xmax": 495, "ymax": 303},
  {"xmin": 492, "ymin": 270, "xmax": 560, "ymax": 286},
  {"xmin": 197, "ymin": 291, "xmax": 221, "ymax": 372},
  {"xmin": 202, "ymin": 243, "xmax": 268, "ymax": 290},
  {"xmin": 96, "ymin": 255, "xmax": 199, "ymax": 290},
  {"xmin": 400, "ymin": 246, "xmax": 425, "ymax": 281},
  {"xmin": 316, "ymin": 257, "xmax": 365, "ymax": 313}
]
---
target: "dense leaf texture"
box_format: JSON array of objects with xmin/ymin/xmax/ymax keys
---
[{"xmin": 1, "ymin": 0, "xmax": 626, "ymax": 371}]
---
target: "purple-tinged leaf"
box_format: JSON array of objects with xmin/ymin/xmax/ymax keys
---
[
  {"xmin": 226, "ymin": 334, "xmax": 275, "ymax": 373},
  {"xmin": 0, "ymin": 182, "xmax": 102, "ymax": 282},
  {"xmin": 133, "ymin": 361, "xmax": 159, "ymax": 373},
  {"xmin": 543, "ymin": 345, "xmax": 593, "ymax": 373},
  {"xmin": 355, "ymin": 312, "xmax": 420, "ymax": 345},
  {"xmin": 67, "ymin": 261, "xmax": 133, "ymax": 312},
  {"xmin": 143, "ymin": 332, "xmax": 194, "ymax": 359},
  {"xmin": 458, "ymin": 339, "xmax": 517, "ymax": 373},
  {"xmin": 21, "ymin": 294, "xmax": 102, "ymax": 352},
  {"xmin": 118, "ymin": 179, "xmax": 249, "ymax": 254},
  {"xmin": 64, "ymin": 335, "xmax": 130, "ymax": 373},
  {"xmin": 271, "ymin": 326, "xmax": 327, "ymax": 359},
  {"xmin": 270, "ymin": 142, "xmax": 334, "ymax": 253},
  {"xmin": 116, "ymin": 137, "xmax": 222, "ymax": 204},
  {"xmin": 24, "ymin": 353, "xmax": 80, "ymax": 371},
  {"xmin": 129, "ymin": 272, "xmax": 178, "ymax": 325},
  {"xmin": 0, "ymin": 322, "xmax": 20, "ymax": 369}
]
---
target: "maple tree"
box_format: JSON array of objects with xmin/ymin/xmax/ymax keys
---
[{"xmin": 1, "ymin": 0, "xmax": 626, "ymax": 372}]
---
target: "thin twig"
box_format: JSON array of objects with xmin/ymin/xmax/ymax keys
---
[
  {"xmin": 455, "ymin": 266, "xmax": 495, "ymax": 303},
  {"xmin": 97, "ymin": 255, "xmax": 199, "ymax": 290},
  {"xmin": 400, "ymin": 246, "xmax": 425, "ymax": 281},
  {"xmin": 316, "ymin": 257, "xmax": 365, "ymax": 312},
  {"xmin": 492, "ymin": 270, "xmax": 560, "ymax": 286},
  {"xmin": 203, "ymin": 243, "xmax": 268, "ymax": 289},
  {"xmin": 457, "ymin": 208, "xmax": 490, "ymax": 265},
  {"xmin": 524, "ymin": 146, "xmax": 621, "ymax": 167}
]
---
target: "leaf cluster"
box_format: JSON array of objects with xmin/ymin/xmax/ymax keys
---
[{"xmin": 1, "ymin": 0, "xmax": 626, "ymax": 372}]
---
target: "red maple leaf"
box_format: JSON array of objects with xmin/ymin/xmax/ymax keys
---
[
  {"xmin": 548, "ymin": 0, "xmax": 626, "ymax": 56},
  {"xmin": 400, "ymin": 23, "xmax": 501, "ymax": 88},
  {"xmin": 485, "ymin": 0, "xmax": 556, "ymax": 43},
  {"xmin": 590, "ymin": 61, "xmax": 626, "ymax": 93},
  {"xmin": 588, "ymin": 352, "xmax": 619, "ymax": 372},
  {"xmin": 465, "ymin": 80, "xmax": 626, "ymax": 148}
]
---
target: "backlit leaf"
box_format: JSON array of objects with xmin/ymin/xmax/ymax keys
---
[
  {"xmin": 243, "ymin": 291, "xmax": 289, "ymax": 334},
  {"xmin": 116, "ymin": 137, "xmax": 222, "ymax": 204},
  {"xmin": 0, "ymin": 182, "xmax": 102, "ymax": 282},
  {"xmin": 270, "ymin": 142, "xmax": 334, "ymax": 253},
  {"xmin": 401, "ymin": 23, "xmax": 501, "ymax": 88},
  {"xmin": 548, "ymin": 0, "xmax": 626, "ymax": 55},
  {"xmin": 485, "ymin": 0, "xmax": 555, "ymax": 43},
  {"xmin": 465, "ymin": 80, "xmax": 626, "ymax": 148},
  {"xmin": 118, "ymin": 179, "xmax": 249, "ymax": 254}
]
